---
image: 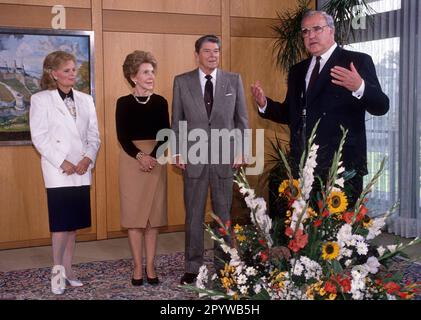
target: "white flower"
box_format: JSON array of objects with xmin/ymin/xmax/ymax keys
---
[
  {"xmin": 237, "ymin": 274, "xmax": 247, "ymax": 285},
  {"xmin": 366, "ymin": 217, "xmax": 386, "ymax": 240},
  {"xmin": 377, "ymin": 246, "xmax": 386, "ymax": 257},
  {"xmin": 292, "ymin": 262, "xmax": 304, "ymax": 276},
  {"xmin": 337, "ymin": 224, "xmax": 353, "ymax": 245},
  {"xmin": 345, "ymin": 259, "xmax": 352, "ymax": 267},
  {"xmin": 254, "ymin": 284, "xmax": 262, "ymax": 294},
  {"xmin": 387, "ymin": 244, "xmax": 397, "ymax": 253},
  {"xmin": 356, "ymin": 241, "xmax": 368, "ymax": 256},
  {"xmin": 195, "ymin": 265, "xmax": 208, "ymax": 289},
  {"xmin": 239, "ymin": 285, "xmax": 249, "ymax": 295},
  {"xmin": 365, "ymin": 256, "xmax": 380, "ymax": 274},
  {"xmin": 245, "ymin": 267, "xmax": 257, "ymax": 276}
]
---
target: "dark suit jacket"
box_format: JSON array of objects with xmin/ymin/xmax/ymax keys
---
[{"xmin": 259, "ymin": 46, "xmax": 389, "ymax": 178}]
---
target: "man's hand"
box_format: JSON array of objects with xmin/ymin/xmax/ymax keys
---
[
  {"xmin": 172, "ymin": 155, "xmax": 186, "ymax": 170},
  {"xmin": 75, "ymin": 156, "xmax": 92, "ymax": 175},
  {"xmin": 331, "ymin": 62, "xmax": 363, "ymax": 92},
  {"xmin": 251, "ymin": 81, "xmax": 267, "ymax": 108},
  {"xmin": 60, "ymin": 160, "xmax": 76, "ymax": 175}
]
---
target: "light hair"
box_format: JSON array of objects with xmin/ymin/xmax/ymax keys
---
[
  {"xmin": 40, "ymin": 51, "xmax": 76, "ymax": 90},
  {"xmin": 302, "ymin": 10, "xmax": 335, "ymax": 29},
  {"xmin": 122, "ymin": 50, "xmax": 157, "ymax": 88}
]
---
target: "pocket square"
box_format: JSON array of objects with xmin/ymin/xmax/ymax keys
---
[{"xmin": 225, "ymin": 93, "xmax": 233, "ymax": 96}]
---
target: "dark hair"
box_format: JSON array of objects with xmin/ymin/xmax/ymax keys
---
[
  {"xmin": 122, "ymin": 50, "xmax": 157, "ymax": 88},
  {"xmin": 40, "ymin": 51, "xmax": 76, "ymax": 90},
  {"xmin": 194, "ymin": 35, "xmax": 221, "ymax": 53}
]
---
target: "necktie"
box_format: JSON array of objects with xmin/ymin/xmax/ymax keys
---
[
  {"xmin": 307, "ymin": 56, "xmax": 321, "ymax": 92},
  {"xmin": 204, "ymin": 74, "xmax": 213, "ymax": 117}
]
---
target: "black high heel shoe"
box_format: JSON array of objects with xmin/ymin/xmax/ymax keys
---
[
  {"xmin": 145, "ymin": 267, "xmax": 159, "ymax": 285},
  {"xmin": 131, "ymin": 277, "xmax": 143, "ymax": 286}
]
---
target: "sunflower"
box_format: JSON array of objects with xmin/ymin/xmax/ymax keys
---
[
  {"xmin": 362, "ymin": 215, "xmax": 373, "ymax": 228},
  {"xmin": 327, "ymin": 191, "xmax": 348, "ymax": 214},
  {"xmin": 278, "ymin": 179, "xmax": 301, "ymax": 199},
  {"xmin": 322, "ymin": 241, "xmax": 340, "ymax": 260}
]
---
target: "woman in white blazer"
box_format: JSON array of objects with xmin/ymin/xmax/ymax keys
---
[{"xmin": 30, "ymin": 51, "xmax": 100, "ymax": 295}]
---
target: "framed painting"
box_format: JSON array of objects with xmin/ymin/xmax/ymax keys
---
[{"xmin": 0, "ymin": 28, "xmax": 94, "ymax": 145}]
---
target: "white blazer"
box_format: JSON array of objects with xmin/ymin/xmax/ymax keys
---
[{"xmin": 30, "ymin": 89, "xmax": 101, "ymax": 188}]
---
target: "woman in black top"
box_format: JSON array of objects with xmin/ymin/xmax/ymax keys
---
[{"xmin": 116, "ymin": 51, "xmax": 169, "ymax": 286}]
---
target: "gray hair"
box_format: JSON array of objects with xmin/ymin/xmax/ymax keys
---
[{"xmin": 302, "ymin": 10, "xmax": 335, "ymax": 29}]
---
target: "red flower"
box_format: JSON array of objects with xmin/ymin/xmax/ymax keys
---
[
  {"xmin": 322, "ymin": 209, "xmax": 330, "ymax": 218},
  {"xmin": 337, "ymin": 276, "xmax": 351, "ymax": 293},
  {"xmin": 287, "ymin": 229, "xmax": 308, "ymax": 253},
  {"xmin": 285, "ymin": 226, "xmax": 294, "ymax": 238},
  {"xmin": 218, "ymin": 227, "xmax": 227, "ymax": 236},
  {"xmin": 260, "ymin": 250, "xmax": 269, "ymax": 262},
  {"xmin": 397, "ymin": 291, "xmax": 409, "ymax": 299},
  {"xmin": 313, "ymin": 219, "xmax": 322, "ymax": 227},
  {"xmin": 324, "ymin": 281, "xmax": 337, "ymax": 294},
  {"xmin": 258, "ymin": 239, "xmax": 267, "ymax": 246}
]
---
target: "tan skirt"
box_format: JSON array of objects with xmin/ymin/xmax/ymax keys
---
[{"xmin": 119, "ymin": 140, "xmax": 167, "ymax": 228}]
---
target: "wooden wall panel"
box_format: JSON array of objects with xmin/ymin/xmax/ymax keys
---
[
  {"xmin": 230, "ymin": 37, "xmax": 290, "ymax": 198},
  {"xmin": 103, "ymin": 10, "xmax": 220, "ymax": 35},
  {"xmin": 103, "ymin": 32, "xmax": 201, "ymax": 232},
  {"xmin": 103, "ymin": 0, "xmax": 221, "ymax": 15},
  {"xmin": 0, "ymin": 0, "xmax": 90, "ymax": 8},
  {"xmin": 231, "ymin": 17, "xmax": 279, "ymax": 38},
  {"xmin": 230, "ymin": 0, "xmax": 297, "ymax": 18},
  {"xmin": 0, "ymin": 4, "xmax": 91, "ymax": 30}
]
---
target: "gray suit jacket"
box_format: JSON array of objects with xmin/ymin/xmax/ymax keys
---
[{"xmin": 171, "ymin": 68, "xmax": 249, "ymax": 178}]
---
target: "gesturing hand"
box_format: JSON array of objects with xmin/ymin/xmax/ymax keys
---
[
  {"xmin": 251, "ymin": 81, "xmax": 267, "ymax": 108},
  {"xmin": 331, "ymin": 62, "xmax": 363, "ymax": 92}
]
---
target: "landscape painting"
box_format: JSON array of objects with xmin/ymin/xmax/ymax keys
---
[{"xmin": 0, "ymin": 28, "xmax": 93, "ymax": 145}]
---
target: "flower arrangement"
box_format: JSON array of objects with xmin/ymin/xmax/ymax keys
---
[{"xmin": 188, "ymin": 123, "xmax": 421, "ymax": 300}]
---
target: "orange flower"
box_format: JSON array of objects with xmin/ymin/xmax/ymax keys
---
[{"xmin": 384, "ymin": 282, "xmax": 401, "ymax": 294}]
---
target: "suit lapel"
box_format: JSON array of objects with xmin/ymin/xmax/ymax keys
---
[
  {"xmin": 51, "ymin": 90, "xmax": 80, "ymax": 138},
  {"xmin": 187, "ymin": 69, "xmax": 208, "ymax": 119},
  {"xmin": 210, "ymin": 69, "xmax": 227, "ymax": 121},
  {"xmin": 307, "ymin": 46, "xmax": 343, "ymax": 104}
]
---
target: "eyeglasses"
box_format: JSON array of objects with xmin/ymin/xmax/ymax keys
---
[{"xmin": 301, "ymin": 25, "xmax": 330, "ymax": 37}]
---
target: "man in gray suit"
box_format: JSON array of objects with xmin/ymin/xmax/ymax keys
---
[{"xmin": 171, "ymin": 35, "xmax": 249, "ymax": 284}]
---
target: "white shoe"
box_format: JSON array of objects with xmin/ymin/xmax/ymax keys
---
[
  {"xmin": 64, "ymin": 276, "xmax": 83, "ymax": 287},
  {"xmin": 51, "ymin": 265, "xmax": 66, "ymax": 295}
]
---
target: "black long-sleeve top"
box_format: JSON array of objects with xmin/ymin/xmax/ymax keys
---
[{"xmin": 115, "ymin": 94, "xmax": 170, "ymax": 158}]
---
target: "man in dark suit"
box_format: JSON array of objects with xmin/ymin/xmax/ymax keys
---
[
  {"xmin": 172, "ymin": 35, "xmax": 249, "ymax": 284},
  {"xmin": 251, "ymin": 10, "xmax": 389, "ymax": 205}
]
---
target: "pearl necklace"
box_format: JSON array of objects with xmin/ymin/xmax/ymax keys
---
[{"xmin": 132, "ymin": 93, "xmax": 151, "ymax": 105}]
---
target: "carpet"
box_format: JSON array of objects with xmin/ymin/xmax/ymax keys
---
[
  {"xmin": 0, "ymin": 250, "xmax": 419, "ymax": 300},
  {"xmin": 0, "ymin": 251, "xmax": 214, "ymax": 300}
]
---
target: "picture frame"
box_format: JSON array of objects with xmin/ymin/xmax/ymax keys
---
[{"xmin": 0, "ymin": 28, "xmax": 94, "ymax": 146}]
